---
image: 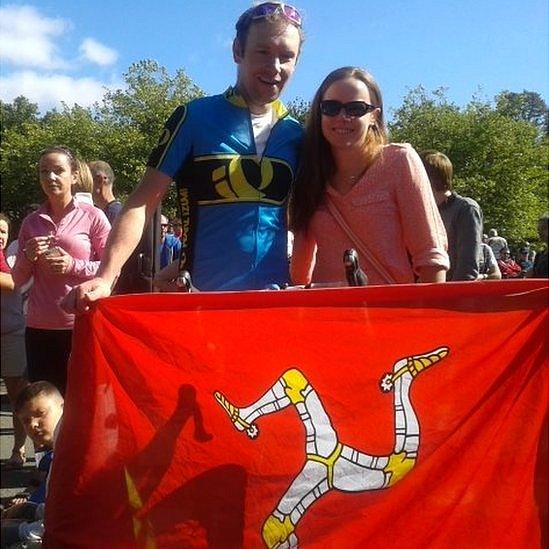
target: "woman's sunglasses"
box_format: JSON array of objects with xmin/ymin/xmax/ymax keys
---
[{"xmin": 320, "ymin": 100, "xmax": 377, "ymax": 118}]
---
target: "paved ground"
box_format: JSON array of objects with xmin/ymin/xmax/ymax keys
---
[{"xmin": 0, "ymin": 379, "xmax": 38, "ymax": 508}]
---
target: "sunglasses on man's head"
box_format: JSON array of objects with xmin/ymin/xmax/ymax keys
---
[
  {"xmin": 250, "ymin": 2, "xmax": 302, "ymax": 27},
  {"xmin": 320, "ymin": 100, "xmax": 377, "ymax": 118}
]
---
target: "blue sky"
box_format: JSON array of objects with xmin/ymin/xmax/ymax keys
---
[{"xmin": 1, "ymin": 1, "xmax": 547, "ymax": 118}]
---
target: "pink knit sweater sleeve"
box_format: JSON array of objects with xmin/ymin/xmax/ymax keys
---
[
  {"xmin": 290, "ymin": 229, "xmax": 317, "ymax": 285},
  {"xmin": 393, "ymin": 145, "xmax": 449, "ymax": 273}
]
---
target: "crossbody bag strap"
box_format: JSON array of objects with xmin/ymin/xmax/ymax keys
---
[{"xmin": 325, "ymin": 195, "xmax": 396, "ymax": 284}]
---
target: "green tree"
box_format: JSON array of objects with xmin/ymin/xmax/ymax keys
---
[
  {"xmin": 389, "ymin": 87, "xmax": 548, "ymax": 244},
  {"xmin": 0, "ymin": 96, "xmax": 39, "ymax": 135},
  {"xmin": 96, "ymin": 60, "xmax": 204, "ymax": 213},
  {"xmin": 0, "ymin": 103, "xmax": 104, "ymax": 221},
  {"xmin": 287, "ymin": 97, "xmax": 310, "ymax": 125},
  {"xmin": 0, "ymin": 60, "xmax": 204, "ymax": 222},
  {"xmin": 495, "ymin": 90, "xmax": 548, "ymax": 136}
]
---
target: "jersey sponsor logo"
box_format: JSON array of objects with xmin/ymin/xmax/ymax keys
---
[
  {"xmin": 193, "ymin": 155, "xmax": 293, "ymax": 205},
  {"xmin": 148, "ymin": 105, "xmax": 188, "ymax": 168}
]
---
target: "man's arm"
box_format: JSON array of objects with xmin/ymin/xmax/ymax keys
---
[{"xmin": 62, "ymin": 167, "xmax": 172, "ymax": 313}]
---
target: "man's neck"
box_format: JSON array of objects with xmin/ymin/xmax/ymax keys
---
[
  {"xmin": 96, "ymin": 190, "xmax": 116, "ymax": 209},
  {"xmin": 235, "ymin": 85, "xmax": 272, "ymax": 115},
  {"xmin": 436, "ymin": 190, "xmax": 453, "ymax": 207}
]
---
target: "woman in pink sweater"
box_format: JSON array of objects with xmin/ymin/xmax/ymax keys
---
[
  {"xmin": 13, "ymin": 147, "xmax": 111, "ymax": 394},
  {"xmin": 290, "ymin": 67, "xmax": 449, "ymax": 286}
]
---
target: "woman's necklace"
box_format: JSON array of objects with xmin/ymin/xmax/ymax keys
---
[
  {"xmin": 332, "ymin": 165, "xmax": 368, "ymax": 193},
  {"xmin": 332, "ymin": 146, "xmax": 382, "ymax": 193}
]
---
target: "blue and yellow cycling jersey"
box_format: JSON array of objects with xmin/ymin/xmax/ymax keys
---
[{"xmin": 148, "ymin": 88, "xmax": 303, "ymax": 291}]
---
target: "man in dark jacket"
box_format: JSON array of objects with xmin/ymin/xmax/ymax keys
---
[{"xmin": 420, "ymin": 151, "xmax": 483, "ymax": 281}]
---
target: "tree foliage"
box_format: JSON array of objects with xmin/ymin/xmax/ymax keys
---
[
  {"xmin": 0, "ymin": 96, "xmax": 39, "ymax": 135},
  {"xmin": 495, "ymin": 90, "xmax": 548, "ymax": 136},
  {"xmin": 287, "ymin": 97, "xmax": 310, "ymax": 126},
  {"xmin": 1, "ymin": 62, "xmax": 547, "ymax": 246},
  {"xmin": 0, "ymin": 60, "xmax": 204, "ymax": 222},
  {"xmin": 389, "ymin": 87, "xmax": 548, "ymax": 244}
]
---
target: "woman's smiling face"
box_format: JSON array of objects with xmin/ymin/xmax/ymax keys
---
[{"xmin": 321, "ymin": 77, "xmax": 380, "ymax": 151}]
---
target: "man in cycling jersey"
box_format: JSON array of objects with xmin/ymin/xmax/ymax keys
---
[{"xmin": 64, "ymin": 2, "xmax": 304, "ymax": 309}]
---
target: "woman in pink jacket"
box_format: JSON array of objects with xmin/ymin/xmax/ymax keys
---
[
  {"xmin": 13, "ymin": 147, "xmax": 111, "ymax": 394},
  {"xmin": 290, "ymin": 67, "xmax": 449, "ymax": 286}
]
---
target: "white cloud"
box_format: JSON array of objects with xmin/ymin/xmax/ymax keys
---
[
  {"xmin": 80, "ymin": 38, "xmax": 118, "ymax": 67},
  {"xmin": 0, "ymin": 4, "xmax": 69, "ymax": 70},
  {"xmin": 0, "ymin": 71, "xmax": 117, "ymax": 110}
]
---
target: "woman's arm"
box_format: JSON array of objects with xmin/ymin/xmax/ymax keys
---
[
  {"xmin": 395, "ymin": 146, "xmax": 449, "ymax": 282},
  {"xmin": 417, "ymin": 266, "xmax": 447, "ymax": 283},
  {"xmin": 290, "ymin": 230, "xmax": 317, "ymax": 285},
  {"xmin": 0, "ymin": 271, "xmax": 15, "ymax": 291},
  {"xmin": 62, "ymin": 210, "xmax": 112, "ymax": 280}
]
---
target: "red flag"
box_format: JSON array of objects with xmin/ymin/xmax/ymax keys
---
[{"xmin": 45, "ymin": 281, "xmax": 548, "ymax": 548}]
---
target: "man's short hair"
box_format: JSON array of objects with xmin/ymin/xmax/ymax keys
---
[
  {"xmin": 89, "ymin": 160, "xmax": 115, "ymax": 186},
  {"xmin": 15, "ymin": 381, "xmax": 63, "ymax": 413},
  {"xmin": 420, "ymin": 150, "xmax": 453, "ymax": 192},
  {"xmin": 235, "ymin": 2, "xmax": 304, "ymax": 54}
]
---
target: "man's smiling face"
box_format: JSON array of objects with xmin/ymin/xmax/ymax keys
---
[{"xmin": 233, "ymin": 19, "xmax": 300, "ymax": 114}]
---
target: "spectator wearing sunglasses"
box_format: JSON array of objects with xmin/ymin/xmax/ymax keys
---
[
  {"xmin": 290, "ymin": 67, "xmax": 449, "ymax": 286},
  {"xmin": 63, "ymin": 2, "xmax": 304, "ymax": 310}
]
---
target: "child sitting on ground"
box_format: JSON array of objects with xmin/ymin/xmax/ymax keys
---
[{"xmin": 1, "ymin": 381, "xmax": 63, "ymax": 548}]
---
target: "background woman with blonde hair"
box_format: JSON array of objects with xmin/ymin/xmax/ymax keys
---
[
  {"xmin": 290, "ymin": 67, "xmax": 449, "ymax": 285},
  {"xmin": 73, "ymin": 157, "xmax": 94, "ymax": 205}
]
